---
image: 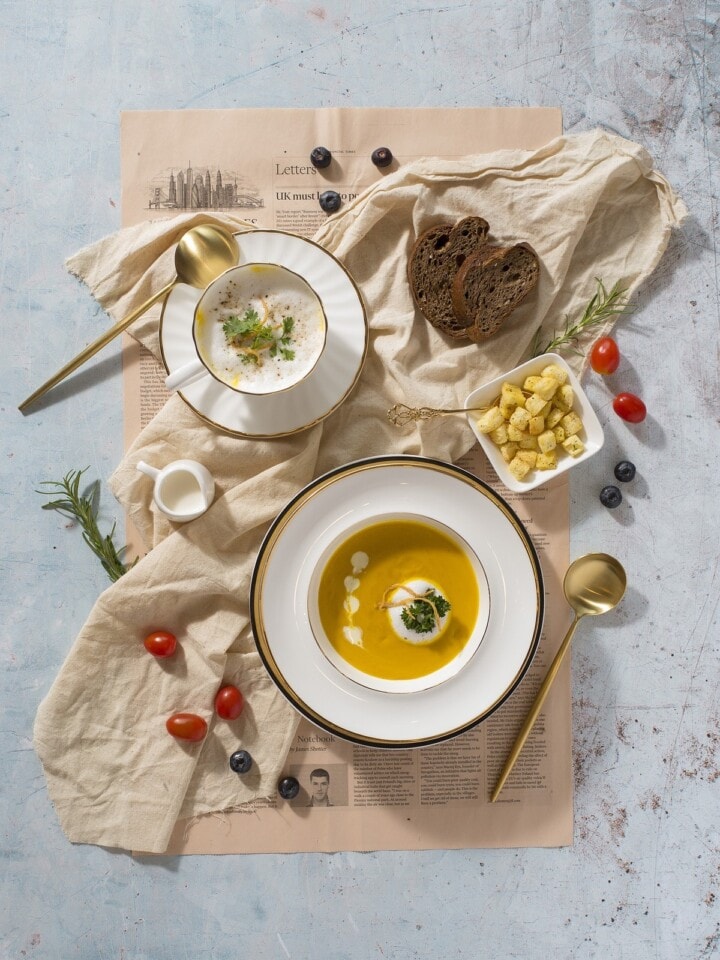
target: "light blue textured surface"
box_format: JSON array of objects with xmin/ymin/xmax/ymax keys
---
[{"xmin": 1, "ymin": 2, "xmax": 718, "ymax": 958}]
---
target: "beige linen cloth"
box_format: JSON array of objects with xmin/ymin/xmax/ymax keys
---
[{"xmin": 34, "ymin": 130, "xmax": 686, "ymax": 853}]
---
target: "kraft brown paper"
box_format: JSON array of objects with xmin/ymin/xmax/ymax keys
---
[{"xmin": 34, "ymin": 130, "xmax": 686, "ymax": 853}]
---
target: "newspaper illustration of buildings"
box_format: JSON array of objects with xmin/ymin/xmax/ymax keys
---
[{"xmin": 148, "ymin": 163, "xmax": 265, "ymax": 211}]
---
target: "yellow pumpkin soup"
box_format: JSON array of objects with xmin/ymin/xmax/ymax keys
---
[{"xmin": 316, "ymin": 518, "xmax": 479, "ymax": 681}]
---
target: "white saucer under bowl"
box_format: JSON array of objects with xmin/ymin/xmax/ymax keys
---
[
  {"xmin": 159, "ymin": 229, "xmax": 368, "ymax": 438},
  {"xmin": 250, "ymin": 455, "xmax": 544, "ymax": 748}
]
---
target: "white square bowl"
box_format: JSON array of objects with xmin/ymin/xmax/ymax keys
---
[{"xmin": 465, "ymin": 352, "xmax": 604, "ymax": 493}]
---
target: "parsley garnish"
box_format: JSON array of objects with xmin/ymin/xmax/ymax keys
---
[
  {"xmin": 400, "ymin": 590, "xmax": 451, "ymax": 634},
  {"xmin": 222, "ymin": 309, "xmax": 296, "ymax": 365},
  {"xmin": 269, "ymin": 316, "xmax": 295, "ymax": 360}
]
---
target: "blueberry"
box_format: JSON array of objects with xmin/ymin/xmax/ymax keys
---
[
  {"xmin": 310, "ymin": 146, "xmax": 332, "ymax": 169},
  {"xmin": 599, "ymin": 485, "xmax": 623, "ymax": 509},
  {"xmin": 319, "ymin": 190, "xmax": 341, "ymax": 213},
  {"xmin": 614, "ymin": 460, "xmax": 636, "ymax": 483},
  {"xmin": 278, "ymin": 776, "xmax": 300, "ymax": 800},
  {"xmin": 371, "ymin": 147, "xmax": 393, "ymax": 168},
  {"xmin": 229, "ymin": 749, "xmax": 253, "ymax": 774}
]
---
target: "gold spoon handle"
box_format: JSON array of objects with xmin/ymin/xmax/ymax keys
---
[
  {"xmin": 490, "ymin": 613, "xmax": 582, "ymax": 802},
  {"xmin": 19, "ymin": 278, "xmax": 176, "ymax": 411},
  {"xmin": 387, "ymin": 402, "xmax": 489, "ymax": 426}
]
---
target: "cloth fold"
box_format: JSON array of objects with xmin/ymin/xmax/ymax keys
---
[{"xmin": 35, "ymin": 129, "xmax": 686, "ymax": 852}]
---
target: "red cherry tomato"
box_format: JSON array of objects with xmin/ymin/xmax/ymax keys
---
[
  {"xmin": 590, "ymin": 337, "xmax": 620, "ymax": 375},
  {"xmin": 215, "ymin": 685, "xmax": 244, "ymax": 720},
  {"xmin": 166, "ymin": 713, "xmax": 207, "ymax": 742},
  {"xmin": 613, "ymin": 392, "xmax": 647, "ymax": 423},
  {"xmin": 143, "ymin": 630, "xmax": 177, "ymax": 658}
]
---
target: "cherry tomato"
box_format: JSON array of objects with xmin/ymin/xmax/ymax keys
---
[
  {"xmin": 590, "ymin": 336, "xmax": 620, "ymax": 375},
  {"xmin": 143, "ymin": 630, "xmax": 177, "ymax": 658},
  {"xmin": 166, "ymin": 713, "xmax": 207, "ymax": 742},
  {"xmin": 613, "ymin": 392, "xmax": 647, "ymax": 423},
  {"xmin": 215, "ymin": 684, "xmax": 244, "ymax": 720}
]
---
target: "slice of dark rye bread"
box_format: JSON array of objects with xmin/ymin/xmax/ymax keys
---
[
  {"xmin": 407, "ymin": 217, "xmax": 490, "ymax": 339},
  {"xmin": 450, "ymin": 242, "xmax": 539, "ymax": 343}
]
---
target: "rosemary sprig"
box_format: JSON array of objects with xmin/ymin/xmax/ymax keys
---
[
  {"xmin": 530, "ymin": 279, "xmax": 631, "ymax": 358},
  {"xmin": 37, "ymin": 468, "xmax": 137, "ymax": 583}
]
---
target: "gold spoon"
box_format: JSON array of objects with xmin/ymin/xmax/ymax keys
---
[
  {"xmin": 387, "ymin": 390, "xmax": 534, "ymax": 426},
  {"xmin": 19, "ymin": 223, "xmax": 240, "ymax": 411},
  {"xmin": 388, "ymin": 402, "xmax": 493, "ymax": 426},
  {"xmin": 491, "ymin": 552, "xmax": 627, "ymax": 802}
]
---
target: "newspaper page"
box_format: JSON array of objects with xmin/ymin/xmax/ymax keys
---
[{"xmin": 121, "ymin": 108, "xmax": 571, "ymax": 851}]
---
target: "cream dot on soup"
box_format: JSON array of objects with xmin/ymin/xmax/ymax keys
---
[
  {"xmin": 344, "ymin": 595, "xmax": 360, "ymax": 615},
  {"xmin": 342, "ymin": 626, "xmax": 363, "ymax": 646},
  {"xmin": 194, "ymin": 264, "xmax": 326, "ymax": 394}
]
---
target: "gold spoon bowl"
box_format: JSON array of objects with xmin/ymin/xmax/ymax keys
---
[{"xmin": 19, "ymin": 222, "xmax": 239, "ymax": 411}]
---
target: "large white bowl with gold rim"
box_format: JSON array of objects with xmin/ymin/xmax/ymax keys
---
[
  {"xmin": 250, "ymin": 455, "xmax": 544, "ymax": 748},
  {"xmin": 306, "ymin": 511, "xmax": 492, "ymax": 695}
]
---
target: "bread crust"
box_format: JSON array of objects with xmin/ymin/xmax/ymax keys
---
[
  {"xmin": 451, "ymin": 242, "xmax": 539, "ymax": 342},
  {"xmin": 407, "ymin": 217, "xmax": 490, "ymax": 339}
]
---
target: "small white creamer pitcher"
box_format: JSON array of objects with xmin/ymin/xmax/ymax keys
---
[{"xmin": 136, "ymin": 459, "xmax": 215, "ymax": 523}]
